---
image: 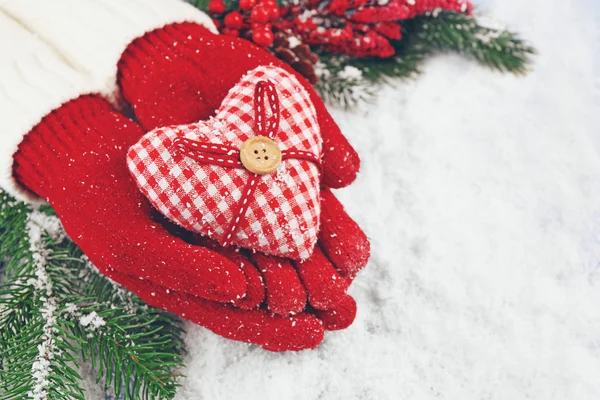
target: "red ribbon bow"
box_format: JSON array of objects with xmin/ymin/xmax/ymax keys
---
[{"xmin": 172, "ymin": 80, "xmax": 320, "ymax": 248}]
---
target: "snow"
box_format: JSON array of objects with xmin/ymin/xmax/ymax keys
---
[
  {"xmin": 337, "ymin": 65, "xmax": 363, "ymax": 80},
  {"xmin": 26, "ymin": 211, "xmax": 59, "ymax": 400},
  {"xmin": 79, "ymin": 311, "xmax": 106, "ymax": 330},
  {"xmin": 171, "ymin": 1, "xmax": 600, "ymax": 399}
]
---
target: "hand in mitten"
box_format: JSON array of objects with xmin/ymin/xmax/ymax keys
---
[
  {"xmin": 117, "ymin": 22, "xmax": 370, "ymax": 320},
  {"xmin": 0, "ymin": 8, "xmax": 264, "ymax": 304},
  {"xmin": 11, "ymin": 95, "xmax": 252, "ymax": 303},
  {"xmin": 13, "ymin": 95, "xmax": 329, "ymax": 351},
  {"xmin": 2, "ymin": 0, "xmax": 360, "ymax": 351}
]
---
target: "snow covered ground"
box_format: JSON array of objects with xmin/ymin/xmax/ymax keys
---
[{"xmin": 171, "ymin": 1, "xmax": 600, "ymax": 399}]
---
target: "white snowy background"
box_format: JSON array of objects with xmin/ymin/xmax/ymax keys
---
[{"xmin": 95, "ymin": 0, "xmax": 600, "ymax": 399}]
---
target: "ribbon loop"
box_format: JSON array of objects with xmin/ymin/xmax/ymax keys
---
[
  {"xmin": 173, "ymin": 137, "xmax": 243, "ymax": 169},
  {"xmin": 254, "ymin": 80, "xmax": 280, "ymax": 139}
]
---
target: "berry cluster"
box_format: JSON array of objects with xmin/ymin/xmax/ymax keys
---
[
  {"xmin": 208, "ymin": 0, "xmax": 473, "ymax": 79},
  {"xmin": 209, "ymin": 0, "xmax": 281, "ymax": 46},
  {"xmin": 279, "ymin": 0, "xmax": 473, "ymax": 58},
  {"xmin": 208, "ymin": 0, "xmax": 320, "ymax": 81}
]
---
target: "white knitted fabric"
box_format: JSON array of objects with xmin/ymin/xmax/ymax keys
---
[
  {"xmin": 0, "ymin": 0, "xmax": 215, "ymax": 202},
  {"xmin": 0, "ymin": 12, "xmax": 96, "ymax": 202}
]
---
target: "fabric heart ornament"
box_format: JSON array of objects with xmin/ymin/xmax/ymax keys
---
[{"xmin": 127, "ymin": 66, "xmax": 322, "ymax": 260}]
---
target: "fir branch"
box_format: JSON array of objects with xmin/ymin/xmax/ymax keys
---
[
  {"xmin": 315, "ymin": 59, "xmax": 375, "ymax": 109},
  {"xmin": 0, "ymin": 194, "xmax": 33, "ymax": 279},
  {"xmin": 343, "ymin": 41, "xmax": 430, "ymax": 83},
  {"xmin": 0, "ymin": 191, "xmax": 184, "ymax": 400},
  {"xmin": 71, "ymin": 259, "xmax": 185, "ymax": 400},
  {"xmin": 406, "ymin": 11, "xmax": 535, "ymax": 74},
  {"xmin": 315, "ymin": 40, "xmax": 429, "ymax": 108},
  {"xmin": 0, "ymin": 206, "xmax": 85, "ymax": 400},
  {"xmin": 39, "ymin": 218, "xmax": 185, "ymax": 400},
  {"xmin": 67, "ymin": 303, "xmax": 184, "ymax": 400}
]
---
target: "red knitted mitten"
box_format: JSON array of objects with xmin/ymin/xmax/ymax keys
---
[
  {"xmin": 100, "ymin": 260, "xmax": 325, "ymax": 352},
  {"xmin": 117, "ymin": 23, "xmax": 369, "ymax": 320},
  {"xmin": 11, "ymin": 96, "xmax": 252, "ymax": 303},
  {"xmin": 13, "ymin": 95, "xmax": 326, "ymax": 351}
]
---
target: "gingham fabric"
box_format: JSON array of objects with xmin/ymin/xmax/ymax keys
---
[{"xmin": 127, "ymin": 66, "xmax": 322, "ymax": 260}]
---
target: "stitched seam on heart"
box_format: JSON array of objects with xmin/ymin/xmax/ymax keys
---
[{"xmin": 222, "ymin": 174, "xmax": 260, "ymax": 247}]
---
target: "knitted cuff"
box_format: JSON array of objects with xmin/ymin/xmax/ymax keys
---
[
  {"xmin": 0, "ymin": 13, "xmax": 102, "ymax": 203},
  {"xmin": 12, "ymin": 95, "xmax": 138, "ymax": 201}
]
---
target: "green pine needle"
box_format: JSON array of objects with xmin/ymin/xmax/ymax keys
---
[
  {"xmin": 410, "ymin": 11, "xmax": 536, "ymax": 75},
  {"xmin": 0, "ymin": 191, "xmax": 184, "ymax": 400}
]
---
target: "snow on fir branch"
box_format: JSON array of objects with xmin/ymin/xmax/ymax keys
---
[
  {"xmin": 0, "ymin": 191, "xmax": 184, "ymax": 400},
  {"xmin": 0, "ymin": 204, "xmax": 84, "ymax": 400},
  {"xmin": 315, "ymin": 63, "xmax": 373, "ymax": 108},
  {"xmin": 26, "ymin": 211, "xmax": 64, "ymax": 400}
]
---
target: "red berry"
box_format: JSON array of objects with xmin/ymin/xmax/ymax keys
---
[
  {"xmin": 252, "ymin": 22, "xmax": 271, "ymax": 31},
  {"xmin": 252, "ymin": 27, "xmax": 274, "ymax": 47},
  {"xmin": 222, "ymin": 28, "xmax": 240, "ymax": 37},
  {"xmin": 250, "ymin": 5, "xmax": 270, "ymax": 24},
  {"xmin": 267, "ymin": 5, "xmax": 280, "ymax": 20},
  {"xmin": 397, "ymin": 5, "xmax": 410, "ymax": 20},
  {"xmin": 260, "ymin": 0, "xmax": 277, "ymax": 6},
  {"xmin": 208, "ymin": 0, "xmax": 226, "ymax": 14},
  {"xmin": 239, "ymin": 0, "xmax": 256, "ymax": 11},
  {"xmin": 224, "ymin": 11, "xmax": 243, "ymax": 29}
]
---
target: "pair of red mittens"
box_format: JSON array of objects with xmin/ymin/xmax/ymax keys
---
[{"xmin": 13, "ymin": 23, "xmax": 369, "ymax": 351}]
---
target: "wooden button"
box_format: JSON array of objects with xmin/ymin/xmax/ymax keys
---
[{"xmin": 240, "ymin": 136, "xmax": 282, "ymax": 175}]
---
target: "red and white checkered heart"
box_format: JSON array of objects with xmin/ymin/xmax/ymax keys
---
[{"xmin": 127, "ymin": 66, "xmax": 322, "ymax": 260}]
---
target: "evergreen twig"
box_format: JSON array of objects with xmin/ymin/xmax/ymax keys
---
[
  {"xmin": 409, "ymin": 11, "xmax": 535, "ymax": 74},
  {"xmin": 0, "ymin": 191, "xmax": 184, "ymax": 400}
]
